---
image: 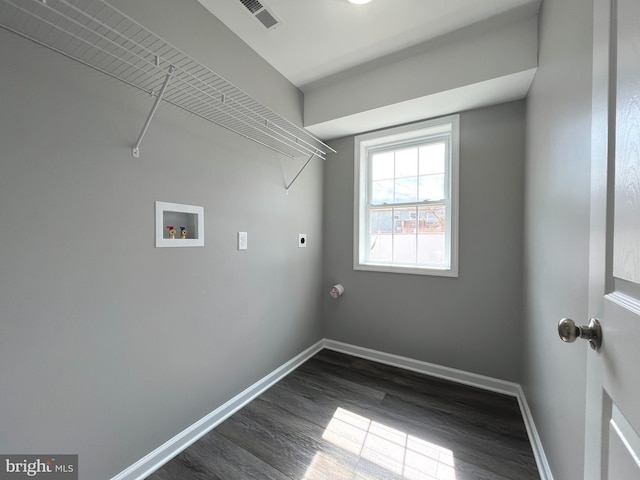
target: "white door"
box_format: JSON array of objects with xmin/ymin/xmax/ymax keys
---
[{"xmin": 583, "ymin": 0, "xmax": 640, "ymax": 478}]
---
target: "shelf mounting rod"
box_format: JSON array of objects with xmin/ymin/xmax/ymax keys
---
[
  {"xmin": 285, "ymin": 152, "xmax": 317, "ymax": 195},
  {"xmin": 132, "ymin": 64, "xmax": 175, "ymax": 158}
]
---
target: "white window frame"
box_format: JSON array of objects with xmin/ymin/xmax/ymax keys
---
[{"xmin": 353, "ymin": 115, "xmax": 459, "ymax": 277}]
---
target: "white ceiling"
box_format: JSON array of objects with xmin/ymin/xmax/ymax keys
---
[
  {"xmin": 198, "ymin": 0, "xmax": 538, "ymax": 88},
  {"xmin": 197, "ymin": 0, "xmax": 540, "ymax": 139}
]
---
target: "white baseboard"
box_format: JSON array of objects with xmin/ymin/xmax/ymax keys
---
[
  {"xmin": 112, "ymin": 338, "xmax": 552, "ymax": 480},
  {"xmin": 322, "ymin": 339, "xmax": 553, "ymax": 480},
  {"xmin": 514, "ymin": 385, "xmax": 555, "ymax": 480},
  {"xmin": 322, "ymin": 339, "xmax": 520, "ymax": 396},
  {"xmin": 111, "ymin": 340, "xmax": 324, "ymax": 480}
]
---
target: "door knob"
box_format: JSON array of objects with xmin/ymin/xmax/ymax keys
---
[{"xmin": 558, "ymin": 318, "xmax": 602, "ymax": 351}]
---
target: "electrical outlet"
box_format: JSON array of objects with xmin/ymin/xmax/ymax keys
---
[
  {"xmin": 298, "ymin": 233, "xmax": 307, "ymax": 248},
  {"xmin": 238, "ymin": 231, "xmax": 248, "ymax": 250}
]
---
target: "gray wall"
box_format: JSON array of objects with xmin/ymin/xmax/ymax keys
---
[
  {"xmin": 0, "ymin": 1, "xmax": 323, "ymax": 478},
  {"xmin": 522, "ymin": 0, "xmax": 593, "ymax": 478},
  {"xmin": 321, "ymin": 101, "xmax": 525, "ymax": 382}
]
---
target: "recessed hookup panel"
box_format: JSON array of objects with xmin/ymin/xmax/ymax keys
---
[{"xmin": 155, "ymin": 201, "xmax": 204, "ymax": 247}]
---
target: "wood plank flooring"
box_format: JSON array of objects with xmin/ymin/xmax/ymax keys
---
[{"xmin": 146, "ymin": 350, "xmax": 539, "ymax": 480}]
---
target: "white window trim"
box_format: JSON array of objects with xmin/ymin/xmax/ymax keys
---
[{"xmin": 353, "ymin": 115, "xmax": 459, "ymax": 277}]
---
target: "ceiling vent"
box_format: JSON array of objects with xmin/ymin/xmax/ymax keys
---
[{"xmin": 238, "ymin": 0, "xmax": 281, "ymax": 30}]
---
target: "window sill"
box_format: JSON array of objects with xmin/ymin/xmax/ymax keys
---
[{"xmin": 353, "ymin": 262, "xmax": 458, "ymax": 277}]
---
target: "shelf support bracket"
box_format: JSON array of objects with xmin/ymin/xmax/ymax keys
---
[
  {"xmin": 285, "ymin": 152, "xmax": 318, "ymax": 195},
  {"xmin": 132, "ymin": 64, "xmax": 175, "ymax": 158}
]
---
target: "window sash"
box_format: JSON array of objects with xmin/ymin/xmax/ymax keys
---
[
  {"xmin": 366, "ymin": 137, "xmax": 451, "ymax": 207},
  {"xmin": 365, "ymin": 200, "xmax": 451, "ymax": 268}
]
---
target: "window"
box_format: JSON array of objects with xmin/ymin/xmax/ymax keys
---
[{"xmin": 354, "ymin": 116, "xmax": 459, "ymax": 276}]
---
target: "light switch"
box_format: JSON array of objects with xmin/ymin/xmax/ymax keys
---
[
  {"xmin": 238, "ymin": 231, "xmax": 248, "ymax": 250},
  {"xmin": 299, "ymin": 233, "xmax": 307, "ymax": 248}
]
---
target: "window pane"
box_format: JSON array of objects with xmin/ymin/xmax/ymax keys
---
[
  {"xmin": 418, "ymin": 204, "xmax": 446, "ymax": 232},
  {"xmin": 370, "ymin": 208, "xmax": 393, "ymax": 234},
  {"xmin": 393, "ymin": 206, "xmax": 417, "ymax": 233},
  {"xmin": 371, "ymin": 151, "xmax": 394, "ymax": 181},
  {"xmin": 370, "ymin": 208, "xmax": 393, "ymax": 262},
  {"xmin": 395, "ymin": 177, "xmax": 418, "ymax": 203},
  {"xmin": 417, "ymin": 233, "xmax": 446, "ymax": 265},
  {"xmin": 395, "ymin": 147, "xmax": 418, "ymax": 178},
  {"xmin": 394, "ymin": 235, "xmax": 417, "ymax": 264},
  {"xmin": 417, "ymin": 204, "xmax": 447, "ymax": 266},
  {"xmin": 419, "ymin": 143, "xmax": 445, "ymax": 175},
  {"xmin": 418, "ymin": 174, "xmax": 445, "ymax": 201},
  {"xmin": 371, "ymin": 179, "xmax": 394, "ymax": 204},
  {"xmin": 395, "ymin": 148, "xmax": 418, "ymax": 203},
  {"xmin": 393, "ymin": 207, "xmax": 417, "ymax": 264}
]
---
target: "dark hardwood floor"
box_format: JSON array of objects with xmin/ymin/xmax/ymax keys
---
[{"xmin": 146, "ymin": 350, "xmax": 539, "ymax": 480}]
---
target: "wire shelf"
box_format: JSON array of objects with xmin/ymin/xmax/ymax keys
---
[{"xmin": 0, "ymin": 0, "xmax": 335, "ymax": 160}]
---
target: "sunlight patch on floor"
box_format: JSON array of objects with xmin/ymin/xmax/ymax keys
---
[
  {"xmin": 302, "ymin": 407, "xmax": 457, "ymax": 480},
  {"xmin": 302, "ymin": 452, "xmax": 357, "ymax": 480}
]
